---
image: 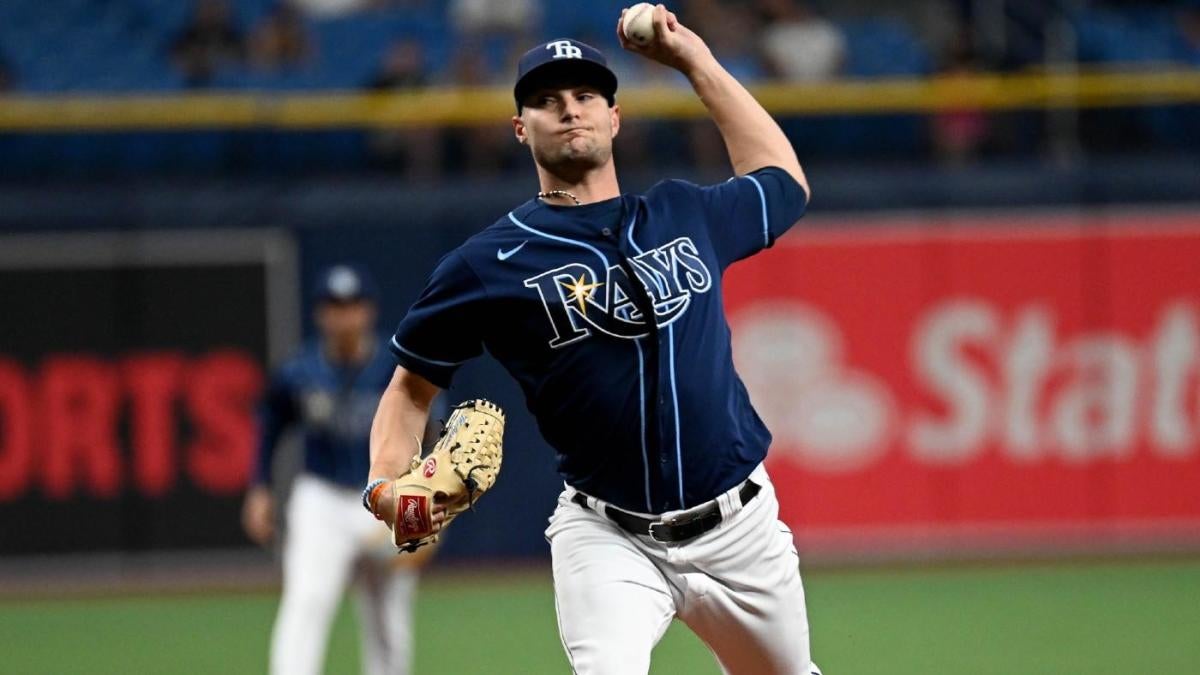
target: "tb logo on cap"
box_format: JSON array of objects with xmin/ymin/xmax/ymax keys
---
[{"xmin": 547, "ymin": 40, "xmax": 582, "ymax": 60}]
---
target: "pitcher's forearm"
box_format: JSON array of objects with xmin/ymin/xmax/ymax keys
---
[
  {"xmin": 369, "ymin": 390, "xmax": 424, "ymax": 479},
  {"xmin": 369, "ymin": 367, "xmax": 439, "ymax": 481},
  {"xmin": 684, "ymin": 54, "xmax": 809, "ymax": 196}
]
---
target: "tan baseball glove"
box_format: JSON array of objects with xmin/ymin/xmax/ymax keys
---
[{"xmin": 376, "ymin": 399, "xmax": 505, "ymax": 552}]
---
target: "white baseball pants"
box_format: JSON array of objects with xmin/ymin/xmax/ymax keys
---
[
  {"xmin": 546, "ymin": 464, "xmax": 821, "ymax": 675},
  {"xmin": 269, "ymin": 474, "xmax": 418, "ymax": 675}
]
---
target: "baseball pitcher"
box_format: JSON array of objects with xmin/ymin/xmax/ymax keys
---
[{"xmin": 367, "ymin": 5, "xmax": 820, "ymax": 674}]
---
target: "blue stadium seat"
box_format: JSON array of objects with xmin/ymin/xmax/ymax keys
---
[
  {"xmin": 1074, "ymin": 8, "xmax": 1178, "ymax": 64},
  {"xmin": 311, "ymin": 8, "xmax": 450, "ymax": 89},
  {"xmin": 540, "ymin": 0, "xmax": 622, "ymax": 41},
  {"xmin": 839, "ymin": 18, "xmax": 931, "ymax": 77},
  {"xmin": 128, "ymin": 0, "xmax": 203, "ymax": 35}
]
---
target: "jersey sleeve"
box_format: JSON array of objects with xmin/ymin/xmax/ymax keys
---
[
  {"xmin": 253, "ymin": 368, "xmax": 297, "ymax": 486},
  {"xmin": 695, "ymin": 166, "xmax": 808, "ymax": 268},
  {"xmin": 389, "ymin": 250, "xmax": 487, "ymax": 388}
]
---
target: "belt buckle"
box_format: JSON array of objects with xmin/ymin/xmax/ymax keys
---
[
  {"xmin": 650, "ymin": 506, "xmax": 706, "ymax": 543},
  {"xmin": 648, "ymin": 521, "xmax": 673, "ymax": 544}
]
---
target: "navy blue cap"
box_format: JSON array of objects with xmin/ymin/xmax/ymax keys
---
[
  {"xmin": 514, "ymin": 39, "xmax": 618, "ymax": 110},
  {"xmin": 315, "ymin": 263, "xmax": 378, "ymax": 303}
]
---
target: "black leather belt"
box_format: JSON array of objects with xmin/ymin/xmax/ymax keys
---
[{"xmin": 571, "ymin": 479, "xmax": 761, "ymax": 543}]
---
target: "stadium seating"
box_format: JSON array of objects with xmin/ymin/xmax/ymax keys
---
[
  {"xmin": 0, "ymin": 1, "xmax": 1194, "ymax": 173},
  {"xmin": 0, "ymin": 0, "xmax": 931, "ymax": 93},
  {"xmin": 1, "ymin": 1, "xmax": 1194, "ymax": 93}
]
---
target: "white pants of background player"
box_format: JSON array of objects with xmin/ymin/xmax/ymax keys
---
[
  {"xmin": 547, "ymin": 463, "xmax": 821, "ymax": 675},
  {"xmin": 270, "ymin": 474, "xmax": 418, "ymax": 675}
]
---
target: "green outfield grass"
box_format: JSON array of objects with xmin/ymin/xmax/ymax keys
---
[{"xmin": 1, "ymin": 558, "xmax": 1197, "ymax": 674}]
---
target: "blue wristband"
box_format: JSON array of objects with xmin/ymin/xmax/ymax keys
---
[{"xmin": 361, "ymin": 478, "xmax": 388, "ymax": 514}]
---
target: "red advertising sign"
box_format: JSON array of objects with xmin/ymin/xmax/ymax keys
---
[
  {"xmin": 725, "ymin": 212, "xmax": 1200, "ymax": 551},
  {"xmin": 0, "ymin": 352, "xmax": 262, "ymax": 502},
  {"xmin": 0, "ymin": 231, "xmax": 294, "ymax": 554}
]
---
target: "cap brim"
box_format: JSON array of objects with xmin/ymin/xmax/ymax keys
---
[{"xmin": 514, "ymin": 60, "xmax": 618, "ymax": 108}]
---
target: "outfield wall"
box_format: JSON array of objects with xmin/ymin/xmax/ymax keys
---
[
  {"xmin": 726, "ymin": 210, "xmax": 1200, "ymax": 558},
  {"xmin": 1, "ymin": 194, "xmax": 1197, "ymax": 562}
]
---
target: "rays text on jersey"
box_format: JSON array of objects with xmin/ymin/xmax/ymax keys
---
[{"xmin": 523, "ymin": 237, "xmax": 712, "ymax": 348}]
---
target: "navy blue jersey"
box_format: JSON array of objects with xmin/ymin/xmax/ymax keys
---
[
  {"xmin": 254, "ymin": 338, "xmax": 395, "ymax": 489},
  {"xmin": 391, "ymin": 167, "xmax": 807, "ymax": 513}
]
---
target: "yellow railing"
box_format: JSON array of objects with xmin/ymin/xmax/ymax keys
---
[{"xmin": 0, "ymin": 69, "xmax": 1197, "ymax": 131}]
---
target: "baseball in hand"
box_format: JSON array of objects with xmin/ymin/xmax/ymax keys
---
[{"xmin": 623, "ymin": 3, "xmax": 656, "ymax": 46}]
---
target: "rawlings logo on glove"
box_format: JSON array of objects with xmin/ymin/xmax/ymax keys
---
[
  {"xmin": 374, "ymin": 399, "xmax": 505, "ymax": 552},
  {"xmin": 399, "ymin": 495, "xmax": 431, "ymax": 536},
  {"xmin": 420, "ymin": 457, "xmax": 438, "ymax": 478}
]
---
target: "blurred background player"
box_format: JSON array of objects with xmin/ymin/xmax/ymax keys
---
[{"xmin": 242, "ymin": 263, "xmax": 434, "ymax": 675}]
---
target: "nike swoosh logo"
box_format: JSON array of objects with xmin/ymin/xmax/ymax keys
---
[{"xmin": 497, "ymin": 241, "xmax": 527, "ymax": 261}]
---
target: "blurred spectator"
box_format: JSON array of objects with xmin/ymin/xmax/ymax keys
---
[
  {"xmin": 952, "ymin": 0, "xmax": 1049, "ymax": 70},
  {"xmin": 170, "ymin": 0, "xmax": 246, "ymax": 86},
  {"xmin": 249, "ymin": 4, "xmax": 314, "ymax": 72},
  {"xmin": 369, "ymin": 39, "xmax": 428, "ymax": 89},
  {"xmin": 930, "ymin": 32, "xmax": 992, "ymax": 165},
  {"xmin": 447, "ymin": 42, "xmax": 494, "ymax": 85},
  {"xmin": 757, "ymin": 0, "xmax": 846, "ymax": 81},
  {"xmin": 833, "ymin": 0, "xmax": 959, "ymax": 65},
  {"xmin": 688, "ymin": 0, "xmax": 766, "ymax": 82},
  {"xmin": 367, "ymin": 40, "xmax": 443, "ymax": 178},
  {"xmin": 440, "ymin": 44, "xmax": 517, "ymax": 177},
  {"xmin": 450, "ymin": 0, "xmax": 539, "ymax": 38}
]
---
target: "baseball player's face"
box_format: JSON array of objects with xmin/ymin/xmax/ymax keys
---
[
  {"xmin": 513, "ymin": 84, "xmax": 620, "ymax": 173},
  {"xmin": 316, "ymin": 299, "xmax": 376, "ymax": 344}
]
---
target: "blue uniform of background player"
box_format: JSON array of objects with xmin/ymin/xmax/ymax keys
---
[
  {"xmin": 370, "ymin": 6, "xmax": 821, "ymax": 674},
  {"xmin": 243, "ymin": 264, "xmax": 434, "ymax": 675}
]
